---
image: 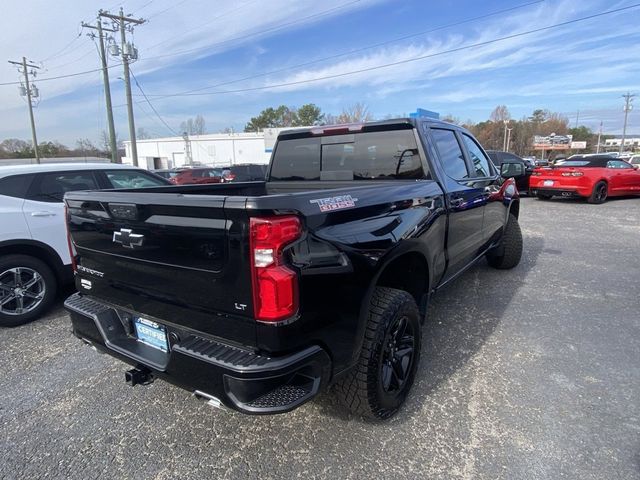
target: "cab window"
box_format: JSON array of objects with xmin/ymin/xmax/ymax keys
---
[
  {"xmin": 430, "ymin": 128, "xmax": 470, "ymax": 180},
  {"xmin": 461, "ymin": 134, "xmax": 493, "ymax": 178}
]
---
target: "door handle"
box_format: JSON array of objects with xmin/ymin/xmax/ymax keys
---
[{"xmin": 31, "ymin": 211, "xmax": 56, "ymax": 217}]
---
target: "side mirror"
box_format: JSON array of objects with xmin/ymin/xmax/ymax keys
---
[{"xmin": 500, "ymin": 162, "xmax": 525, "ymax": 179}]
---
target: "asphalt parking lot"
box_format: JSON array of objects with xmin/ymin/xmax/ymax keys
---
[{"xmin": 1, "ymin": 196, "xmax": 639, "ymax": 480}]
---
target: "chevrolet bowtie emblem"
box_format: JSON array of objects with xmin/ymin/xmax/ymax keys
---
[{"xmin": 112, "ymin": 228, "xmax": 144, "ymax": 249}]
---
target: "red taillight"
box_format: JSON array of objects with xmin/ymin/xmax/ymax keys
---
[
  {"xmin": 64, "ymin": 205, "xmax": 77, "ymax": 273},
  {"xmin": 249, "ymin": 216, "xmax": 302, "ymax": 322}
]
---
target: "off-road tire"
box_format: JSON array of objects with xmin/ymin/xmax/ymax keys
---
[
  {"xmin": 334, "ymin": 287, "xmax": 421, "ymax": 419},
  {"xmin": 0, "ymin": 254, "xmax": 57, "ymax": 327},
  {"xmin": 487, "ymin": 214, "xmax": 523, "ymax": 269}
]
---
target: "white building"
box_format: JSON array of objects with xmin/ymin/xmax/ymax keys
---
[
  {"xmin": 122, "ymin": 127, "xmax": 300, "ymax": 170},
  {"xmin": 603, "ymin": 137, "xmax": 640, "ymax": 149}
]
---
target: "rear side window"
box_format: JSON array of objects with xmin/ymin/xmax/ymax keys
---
[
  {"xmin": 104, "ymin": 170, "xmax": 168, "ymax": 188},
  {"xmin": 461, "ymin": 134, "xmax": 492, "ymax": 178},
  {"xmin": 430, "ymin": 128, "xmax": 469, "ymax": 180},
  {"xmin": 28, "ymin": 171, "xmax": 99, "ymax": 203},
  {"xmin": 270, "ymin": 130, "xmax": 425, "ymax": 181},
  {"xmin": 0, "ymin": 174, "xmax": 35, "ymax": 199}
]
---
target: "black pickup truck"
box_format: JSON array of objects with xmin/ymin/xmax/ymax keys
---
[{"xmin": 64, "ymin": 118, "xmax": 524, "ymax": 419}]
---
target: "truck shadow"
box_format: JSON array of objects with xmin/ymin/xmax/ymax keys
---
[{"xmin": 316, "ymin": 233, "xmax": 545, "ymax": 422}]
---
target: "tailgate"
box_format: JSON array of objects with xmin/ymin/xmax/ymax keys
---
[{"xmin": 65, "ymin": 190, "xmax": 256, "ymax": 346}]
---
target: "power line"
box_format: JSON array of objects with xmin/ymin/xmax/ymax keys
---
[
  {"xmin": 138, "ymin": 0, "xmax": 545, "ymax": 99},
  {"xmin": 39, "ymin": 31, "xmax": 83, "ymax": 63},
  {"xmin": 142, "ymin": 0, "xmax": 259, "ymax": 52},
  {"xmin": 136, "ymin": 2, "xmax": 640, "ymax": 99},
  {"xmin": 130, "ymin": 68, "xmax": 179, "ymax": 135},
  {"xmin": 145, "ymin": 0, "xmax": 189, "ymax": 21},
  {"xmin": 139, "ymin": 0, "xmax": 363, "ymax": 61},
  {"xmin": 0, "ymin": 64, "xmax": 122, "ymax": 86}
]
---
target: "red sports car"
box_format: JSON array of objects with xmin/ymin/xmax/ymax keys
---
[
  {"xmin": 529, "ymin": 155, "xmax": 640, "ymax": 204},
  {"xmin": 168, "ymin": 167, "xmax": 223, "ymax": 185}
]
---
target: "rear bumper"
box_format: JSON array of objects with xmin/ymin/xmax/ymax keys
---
[
  {"xmin": 64, "ymin": 293, "xmax": 331, "ymax": 414},
  {"xmin": 529, "ymin": 187, "xmax": 585, "ymax": 198}
]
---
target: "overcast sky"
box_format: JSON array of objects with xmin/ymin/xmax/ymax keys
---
[{"xmin": 1, "ymin": 0, "xmax": 639, "ymax": 146}]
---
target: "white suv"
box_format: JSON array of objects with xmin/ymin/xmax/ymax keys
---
[{"xmin": 0, "ymin": 163, "xmax": 169, "ymax": 327}]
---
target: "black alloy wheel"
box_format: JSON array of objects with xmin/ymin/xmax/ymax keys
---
[{"xmin": 380, "ymin": 315, "xmax": 416, "ymax": 394}]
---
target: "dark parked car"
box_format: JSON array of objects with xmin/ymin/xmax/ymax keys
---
[
  {"xmin": 220, "ymin": 164, "xmax": 267, "ymax": 182},
  {"xmin": 486, "ymin": 150, "xmax": 533, "ymax": 193},
  {"xmin": 64, "ymin": 118, "xmax": 524, "ymax": 419}
]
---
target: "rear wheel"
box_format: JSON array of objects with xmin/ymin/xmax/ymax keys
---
[
  {"xmin": 0, "ymin": 255, "xmax": 57, "ymax": 327},
  {"xmin": 487, "ymin": 213, "xmax": 523, "ymax": 269},
  {"xmin": 588, "ymin": 181, "xmax": 608, "ymax": 204},
  {"xmin": 334, "ymin": 287, "xmax": 421, "ymax": 419}
]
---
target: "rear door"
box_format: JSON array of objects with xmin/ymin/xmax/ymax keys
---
[
  {"xmin": 427, "ymin": 127, "xmax": 486, "ymax": 280},
  {"xmin": 23, "ymin": 170, "xmax": 101, "ymax": 265},
  {"xmin": 0, "ymin": 174, "xmax": 35, "ymax": 242},
  {"xmin": 458, "ymin": 133, "xmax": 505, "ymax": 246}
]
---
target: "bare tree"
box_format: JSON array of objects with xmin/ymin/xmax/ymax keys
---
[
  {"xmin": 489, "ymin": 105, "xmax": 511, "ymax": 123},
  {"xmin": 336, "ymin": 102, "xmax": 373, "ymax": 123},
  {"xmin": 180, "ymin": 114, "xmax": 207, "ymax": 135},
  {"xmin": 136, "ymin": 127, "xmax": 151, "ymax": 140}
]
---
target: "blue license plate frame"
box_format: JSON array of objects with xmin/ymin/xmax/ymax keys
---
[{"xmin": 134, "ymin": 317, "xmax": 168, "ymax": 352}]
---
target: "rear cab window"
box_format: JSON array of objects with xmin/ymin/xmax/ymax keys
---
[{"xmin": 269, "ymin": 129, "xmax": 427, "ymax": 181}]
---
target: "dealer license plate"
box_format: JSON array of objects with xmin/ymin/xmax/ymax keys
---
[
  {"xmin": 543, "ymin": 180, "xmax": 554, "ymax": 186},
  {"xmin": 134, "ymin": 317, "xmax": 168, "ymax": 352}
]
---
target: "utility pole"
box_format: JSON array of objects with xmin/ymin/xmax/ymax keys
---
[
  {"xmin": 182, "ymin": 131, "xmax": 193, "ymax": 166},
  {"xmin": 100, "ymin": 8, "xmax": 144, "ymax": 166},
  {"xmin": 596, "ymin": 121, "xmax": 602, "ymax": 154},
  {"xmin": 506, "ymin": 127, "xmax": 513, "ymax": 153},
  {"xmin": 502, "ymin": 120, "xmax": 508, "ymax": 151},
  {"xmin": 620, "ymin": 92, "xmax": 635, "ymax": 154},
  {"xmin": 575, "ymin": 109, "xmax": 579, "ymax": 129},
  {"xmin": 8, "ymin": 58, "xmax": 41, "ymax": 163},
  {"xmin": 82, "ymin": 17, "xmax": 118, "ymax": 163}
]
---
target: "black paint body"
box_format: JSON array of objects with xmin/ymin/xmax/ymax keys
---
[{"xmin": 64, "ymin": 118, "xmax": 519, "ymax": 414}]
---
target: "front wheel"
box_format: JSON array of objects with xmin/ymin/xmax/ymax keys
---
[
  {"xmin": 588, "ymin": 181, "xmax": 608, "ymax": 204},
  {"xmin": 334, "ymin": 287, "xmax": 421, "ymax": 419},
  {"xmin": 0, "ymin": 254, "xmax": 57, "ymax": 327},
  {"xmin": 487, "ymin": 213, "xmax": 523, "ymax": 269}
]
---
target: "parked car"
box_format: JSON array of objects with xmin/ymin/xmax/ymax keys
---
[
  {"xmin": 152, "ymin": 169, "xmax": 179, "ymax": 180},
  {"xmin": 220, "ymin": 164, "xmax": 268, "ymax": 182},
  {"xmin": 0, "ymin": 163, "xmax": 170, "ymax": 327},
  {"xmin": 64, "ymin": 118, "xmax": 524, "ymax": 419},
  {"xmin": 169, "ymin": 167, "xmax": 223, "ymax": 185},
  {"xmin": 529, "ymin": 155, "xmax": 640, "ymax": 203},
  {"xmin": 629, "ymin": 155, "xmax": 640, "ymax": 167},
  {"xmin": 486, "ymin": 150, "xmax": 533, "ymax": 193}
]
